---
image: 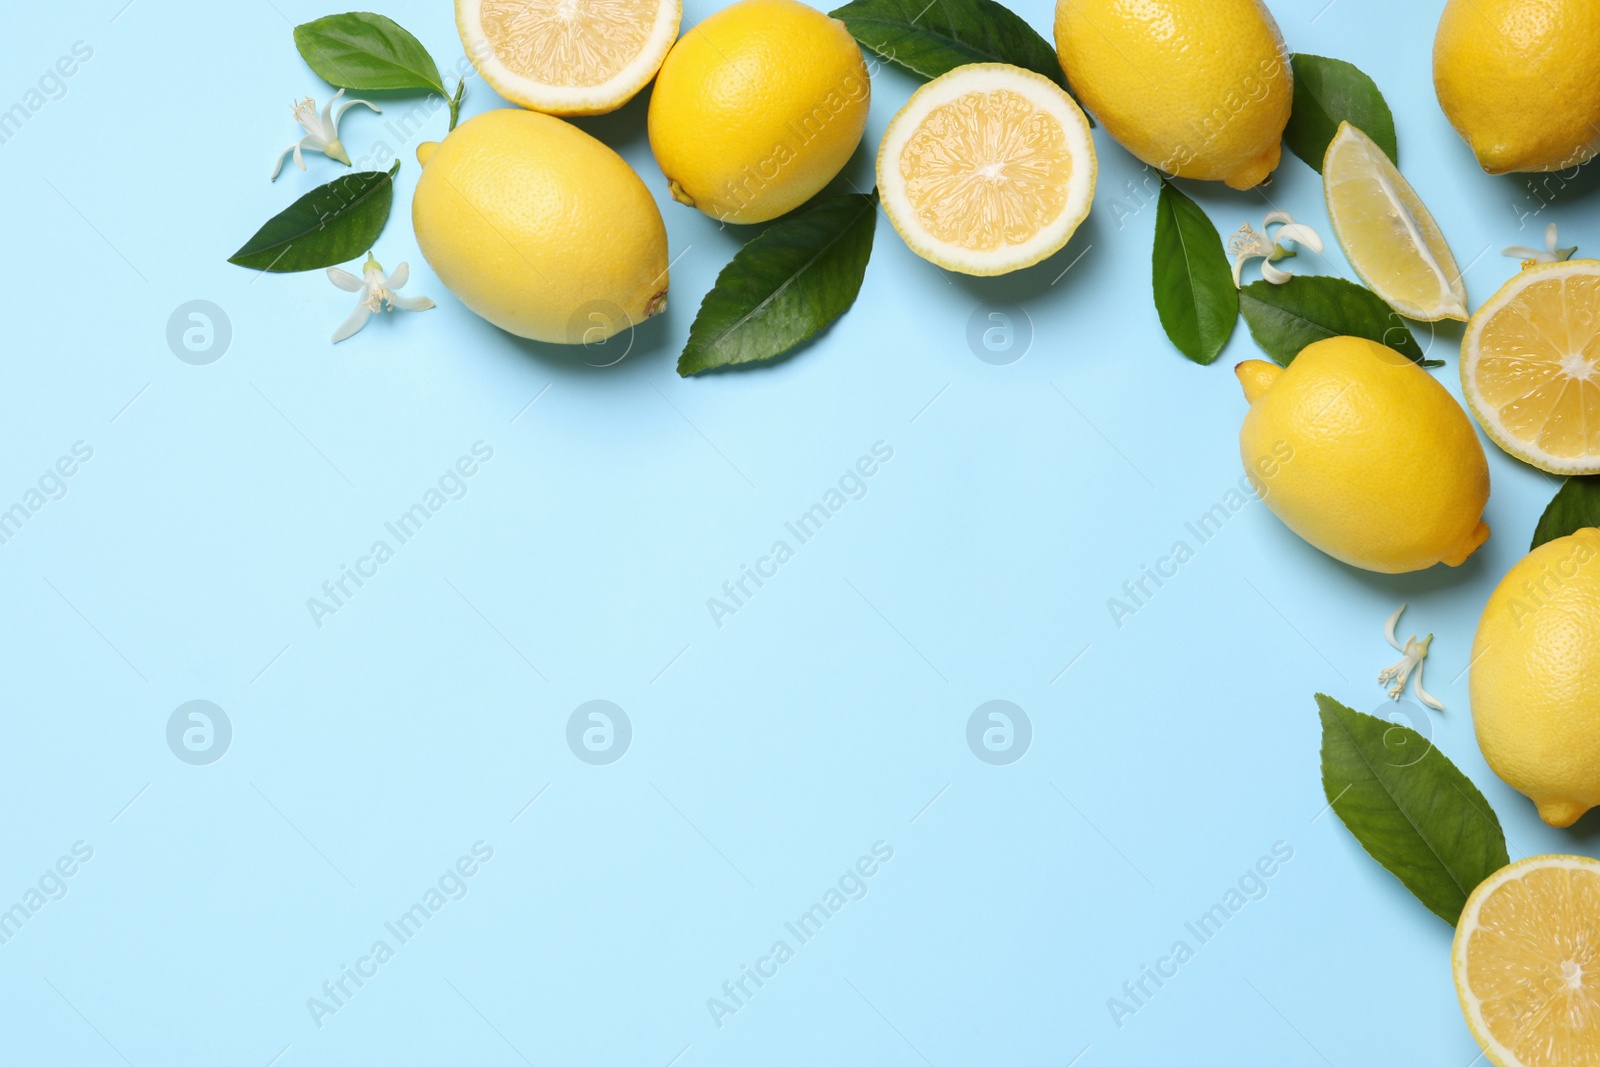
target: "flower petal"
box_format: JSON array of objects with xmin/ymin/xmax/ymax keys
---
[
  {"xmin": 332, "ymin": 304, "xmax": 372, "ymax": 343},
  {"xmin": 1383, "ymin": 604, "xmax": 1405, "ymax": 651},
  {"xmin": 387, "ymin": 262, "xmax": 409, "ymax": 288},
  {"xmin": 390, "ymin": 294, "xmax": 435, "ymax": 312},
  {"xmin": 270, "ymin": 143, "xmax": 300, "ymax": 181},
  {"xmin": 319, "ymin": 89, "xmax": 344, "ymax": 138},
  {"xmin": 1263, "ymin": 210, "xmax": 1294, "ymax": 227},
  {"xmin": 1261, "ymin": 260, "xmax": 1293, "ymax": 284},
  {"xmin": 1231, "ymin": 254, "xmax": 1252, "ymax": 289},
  {"xmin": 1274, "ymin": 223, "xmax": 1324, "ymax": 254},
  {"xmin": 334, "ymin": 98, "xmax": 381, "ymax": 127},
  {"xmin": 1412, "ymin": 660, "xmax": 1445, "ymax": 712},
  {"xmin": 327, "ymin": 267, "xmax": 365, "ymax": 292},
  {"xmin": 1502, "ymin": 244, "xmax": 1544, "ymax": 261}
]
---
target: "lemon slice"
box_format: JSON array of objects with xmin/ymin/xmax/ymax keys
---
[
  {"xmin": 1453, "ymin": 855, "xmax": 1600, "ymax": 1067},
  {"xmin": 1323, "ymin": 122, "xmax": 1467, "ymax": 322},
  {"xmin": 1461, "ymin": 259, "xmax": 1600, "ymax": 474},
  {"xmin": 457, "ymin": 0, "xmax": 681, "ymax": 116},
  {"xmin": 877, "ymin": 63, "xmax": 1096, "ymax": 277}
]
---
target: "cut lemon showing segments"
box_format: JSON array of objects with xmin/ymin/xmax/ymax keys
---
[
  {"xmin": 457, "ymin": 0, "xmax": 680, "ymax": 116},
  {"xmin": 877, "ymin": 63, "xmax": 1096, "ymax": 277},
  {"xmin": 1453, "ymin": 855, "xmax": 1600, "ymax": 1067},
  {"xmin": 1323, "ymin": 122, "xmax": 1467, "ymax": 322},
  {"xmin": 1462, "ymin": 259, "xmax": 1600, "ymax": 474}
]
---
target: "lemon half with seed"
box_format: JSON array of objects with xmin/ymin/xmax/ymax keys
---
[
  {"xmin": 457, "ymin": 0, "xmax": 681, "ymax": 116},
  {"xmin": 1462, "ymin": 259, "xmax": 1600, "ymax": 474},
  {"xmin": 1453, "ymin": 855, "xmax": 1600, "ymax": 1066},
  {"xmin": 877, "ymin": 64, "xmax": 1096, "ymax": 277},
  {"xmin": 1323, "ymin": 122, "xmax": 1467, "ymax": 322}
]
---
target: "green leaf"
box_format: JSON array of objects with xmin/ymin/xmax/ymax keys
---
[
  {"xmin": 1284, "ymin": 54, "xmax": 1398, "ymax": 172},
  {"xmin": 294, "ymin": 12, "xmax": 445, "ymax": 94},
  {"xmin": 1531, "ymin": 476, "xmax": 1600, "ymax": 550},
  {"xmin": 1239, "ymin": 276, "xmax": 1427, "ymax": 366},
  {"xmin": 828, "ymin": 0, "xmax": 1088, "ymax": 120},
  {"xmin": 678, "ymin": 193, "xmax": 877, "ymax": 376},
  {"xmin": 228, "ymin": 162, "xmax": 398, "ymax": 273},
  {"xmin": 1151, "ymin": 180, "xmax": 1237, "ymax": 365},
  {"xmin": 1318, "ymin": 694, "xmax": 1509, "ymax": 925}
]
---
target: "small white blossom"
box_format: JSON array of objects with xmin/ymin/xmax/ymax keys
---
[
  {"xmin": 1229, "ymin": 211, "xmax": 1325, "ymax": 288},
  {"xmin": 1378, "ymin": 604, "xmax": 1443, "ymax": 712},
  {"xmin": 272, "ymin": 89, "xmax": 379, "ymax": 181},
  {"xmin": 1502, "ymin": 222, "xmax": 1577, "ymax": 265},
  {"xmin": 327, "ymin": 254, "xmax": 434, "ymax": 343}
]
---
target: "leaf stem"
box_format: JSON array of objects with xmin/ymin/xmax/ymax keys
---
[{"xmin": 447, "ymin": 78, "xmax": 466, "ymax": 132}]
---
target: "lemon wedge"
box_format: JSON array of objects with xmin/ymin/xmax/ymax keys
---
[
  {"xmin": 1453, "ymin": 855, "xmax": 1600, "ymax": 1067},
  {"xmin": 457, "ymin": 0, "xmax": 681, "ymax": 116},
  {"xmin": 877, "ymin": 63, "xmax": 1096, "ymax": 277},
  {"xmin": 1323, "ymin": 122, "xmax": 1467, "ymax": 322},
  {"xmin": 1461, "ymin": 258, "xmax": 1600, "ymax": 474}
]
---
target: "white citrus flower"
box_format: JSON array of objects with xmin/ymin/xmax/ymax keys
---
[
  {"xmin": 1229, "ymin": 211, "xmax": 1325, "ymax": 287},
  {"xmin": 1502, "ymin": 222, "xmax": 1577, "ymax": 265},
  {"xmin": 272, "ymin": 90, "xmax": 379, "ymax": 180},
  {"xmin": 1379, "ymin": 603, "xmax": 1443, "ymax": 711},
  {"xmin": 327, "ymin": 254, "xmax": 434, "ymax": 343}
]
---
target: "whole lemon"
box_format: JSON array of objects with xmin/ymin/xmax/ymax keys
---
[
  {"xmin": 412, "ymin": 109, "xmax": 668, "ymax": 344},
  {"xmin": 1434, "ymin": 0, "xmax": 1600, "ymax": 174},
  {"xmin": 1471, "ymin": 531, "xmax": 1600, "ymax": 827},
  {"xmin": 647, "ymin": 0, "xmax": 869, "ymax": 224},
  {"xmin": 1236, "ymin": 338, "xmax": 1491, "ymax": 574},
  {"xmin": 1054, "ymin": 0, "xmax": 1292, "ymax": 190}
]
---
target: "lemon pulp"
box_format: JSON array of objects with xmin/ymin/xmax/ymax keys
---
[
  {"xmin": 901, "ymin": 88, "xmax": 1073, "ymax": 251},
  {"xmin": 1455, "ymin": 856, "xmax": 1600, "ymax": 1067},
  {"xmin": 1463, "ymin": 260, "xmax": 1600, "ymax": 473},
  {"xmin": 878, "ymin": 64, "xmax": 1095, "ymax": 277},
  {"xmin": 458, "ymin": 0, "xmax": 679, "ymax": 115},
  {"xmin": 480, "ymin": 0, "xmax": 655, "ymax": 86},
  {"xmin": 1323, "ymin": 122, "xmax": 1467, "ymax": 322}
]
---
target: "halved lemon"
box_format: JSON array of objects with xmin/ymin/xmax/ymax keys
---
[
  {"xmin": 1453, "ymin": 855, "xmax": 1600, "ymax": 1067},
  {"xmin": 1323, "ymin": 122, "xmax": 1467, "ymax": 322},
  {"xmin": 457, "ymin": 0, "xmax": 681, "ymax": 116},
  {"xmin": 877, "ymin": 63, "xmax": 1096, "ymax": 277},
  {"xmin": 1462, "ymin": 259, "xmax": 1600, "ymax": 474}
]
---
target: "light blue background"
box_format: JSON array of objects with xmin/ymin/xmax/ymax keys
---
[{"xmin": 1, "ymin": 0, "xmax": 1595, "ymax": 1063}]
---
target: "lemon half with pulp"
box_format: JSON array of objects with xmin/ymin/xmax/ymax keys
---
[
  {"xmin": 458, "ymin": 0, "xmax": 681, "ymax": 116},
  {"xmin": 1453, "ymin": 855, "xmax": 1600, "ymax": 1067},
  {"xmin": 1462, "ymin": 259, "xmax": 1600, "ymax": 474},
  {"xmin": 877, "ymin": 63, "xmax": 1096, "ymax": 277},
  {"xmin": 1323, "ymin": 122, "xmax": 1466, "ymax": 322}
]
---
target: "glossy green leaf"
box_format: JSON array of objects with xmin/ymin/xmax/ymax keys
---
[
  {"xmin": 228, "ymin": 162, "xmax": 398, "ymax": 273},
  {"xmin": 1318, "ymin": 694, "xmax": 1509, "ymax": 924},
  {"xmin": 1239, "ymin": 276, "xmax": 1427, "ymax": 366},
  {"xmin": 1285, "ymin": 54, "xmax": 1398, "ymax": 172},
  {"xmin": 1151, "ymin": 180, "xmax": 1237, "ymax": 365},
  {"xmin": 678, "ymin": 193, "xmax": 877, "ymax": 376},
  {"xmin": 828, "ymin": 0, "xmax": 1086, "ymax": 117},
  {"xmin": 1532, "ymin": 476, "xmax": 1600, "ymax": 550},
  {"xmin": 294, "ymin": 12, "xmax": 445, "ymax": 93}
]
